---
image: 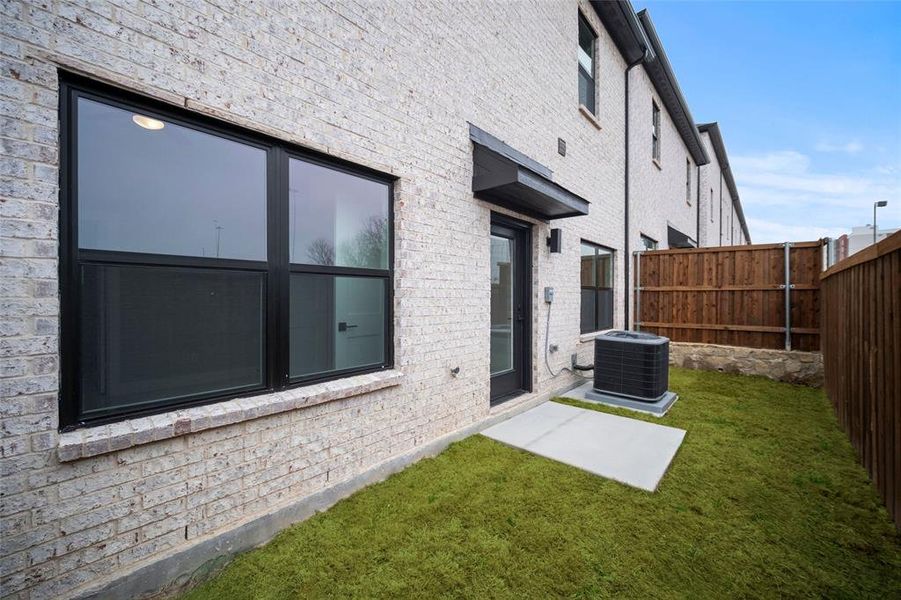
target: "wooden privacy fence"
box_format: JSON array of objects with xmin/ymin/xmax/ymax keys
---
[
  {"xmin": 821, "ymin": 230, "xmax": 900, "ymax": 528},
  {"xmin": 634, "ymin": 241, "xmax": 823, "ymax": 351}
]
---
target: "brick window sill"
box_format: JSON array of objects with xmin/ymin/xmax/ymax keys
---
[
  {"xmin": 57, "ymin": 369, "xmax": 404, "ymax": 462},
  {"xmin": 578, "ymin": 104, "xmax": 602, "ymax": 130}
]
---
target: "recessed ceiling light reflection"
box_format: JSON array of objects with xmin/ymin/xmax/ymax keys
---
[{"xmin": 132, "ymin": 114, "xmax": 165, "ymax": 130}]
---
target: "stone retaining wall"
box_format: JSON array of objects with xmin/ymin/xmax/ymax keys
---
[{"xmin": 669, "ymin": 342, "xmax": 824, "ymax": 387}]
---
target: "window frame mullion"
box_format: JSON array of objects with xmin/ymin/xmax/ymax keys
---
[{"xmin": 269, "ymin": 145, "xmax": 289, "ymax": 392}]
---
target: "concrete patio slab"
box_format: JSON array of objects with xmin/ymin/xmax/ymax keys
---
[{"xmin": 481, "ymin": 401, "xmax": 686, "ymax": 491}]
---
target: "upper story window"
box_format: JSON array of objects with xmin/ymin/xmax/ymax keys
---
[
  {"xmin": 685, "ymin": 158, "xmax": 692, "ymax": 205},
  {"xmin": 61, "ymin": 77, "xmax": 393, "ymax": 428},
  {"xmin": 578, "ymin": 14, "xmax": 597, "ymax": 115},
  {"xmin": 710, "ymin": 188, "xmax": 715, "ymax": 222},
  {"xmin": 639, "ymin": 234, "xmax": 658, "ymax": 251},
  {"xmin": 580, "ymin": 241, "xmax": 614, "ymax": 334},
  {"xmin": 652, "ymin": 101, "xmax": 661, "ymax": 161}
]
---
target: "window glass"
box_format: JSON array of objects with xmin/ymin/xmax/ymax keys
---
[
  {"xmin": 77, "ymin": 98, "xmax": 267, "ymax": 260},
  {"xmin": 640, "ymin": 235, "xmax": 658, "ymax": 251},
  {"xmin": 79, "ymin": 265, "xmax": 265, "ymax": 418},
  {"xmin": 290, "ymin": 275, "xmax": 385, "ymax": 378},
  {"xmin": 596, "ymin": 248, "xmax": 613, "ymax": 287},
  {"xmin": 579, "ymin": 71, "xmax": 595, "ymax": 114},
  {"xmin": 580, "ymin": 289, "xmax": 596, "ymax": 334},
  {"xmin": 686, "ymin": 158, "xmax": 692, "ymax": 203},
  {"xmin": 595, "ymin": 288, "xmax": 614, "ymax": 331},
  {"xmin": 580, "ymin": 242, "xmax": 614, "ymax": 333},
  {"xmin": 580, "ymin": 242, "xmax": 596, "ymax": 287},
  {"xmin": 652, "ymin": 102, "xmax": 661, "ymax": 161},
  {"xmin": 289, "ymin": 158, "xmax": 390, "ymax": 269},
  {"xmin": 490, "ymin": 235, "xmax": 514, "ymax": 375},
  {"xmin": 578, "ymin": 15, "xmax": 596, "ymax": 114},
  {"xmin": 578, "ymin": 17, "xmax": 595, "ymax": 72}
]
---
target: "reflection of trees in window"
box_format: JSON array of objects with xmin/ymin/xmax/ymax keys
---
[
  {"xmin": 340, "ymin": 215, "xmax": 387, "ymax": 268},
  {"xmin": 305, "ymin": 215, "xmax": 388, "ymax": 268},
  {"xmin": 307, "ymin": 238, "xmax": 335, "ymax": 266}
]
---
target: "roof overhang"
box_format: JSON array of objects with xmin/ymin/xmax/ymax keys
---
[
  {"xmin": 589, "ymin": 0, "xmax": 647, "ymax": 64},
  {"xmin": 698, "ymin": 122, "xmax": 751, "ymax": 243},
  {"xmin": 637, "ymin": 10, "xmax": 709, "ymax": 166},
  {"xmin": 667, "ymin": 225, "xmax": 697, "ymax": 249},
  {"xmin": 470, "ymin": 124, "xmax": 590, "ymax": 220}
]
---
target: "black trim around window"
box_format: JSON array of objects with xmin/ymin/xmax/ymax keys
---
[{"xmin": 59, "ymin": 74, "xmax": 395, "ymax": 429}]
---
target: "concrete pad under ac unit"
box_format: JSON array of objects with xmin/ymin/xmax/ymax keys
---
[{"xmin": 565, "ymin": 381, "xmax": 679, "ymax": 417}]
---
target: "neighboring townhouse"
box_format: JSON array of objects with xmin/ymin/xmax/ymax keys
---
[
  {"xmin": 622, "ymin": 10, "xmax": 750, "ymax": 329},
  {"xmin": 697, "ymin": 122, "xmax": 750, "ymax": 248},
  {"xmin": 0, "ymin": 2, "xmax": 748, "ymax": 598},
  {"xmin": 628, "ymin": 9, "xmax": 710, "ymax": 256}
]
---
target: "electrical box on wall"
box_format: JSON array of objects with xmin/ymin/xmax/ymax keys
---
[{"xmin": 544, "ymin": 286, "xmax": 555, "ymax": 304}]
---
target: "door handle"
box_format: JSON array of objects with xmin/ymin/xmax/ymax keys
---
[{"xmin": 338, "ymin": 322, "xmax": 358, "ymax": 332}]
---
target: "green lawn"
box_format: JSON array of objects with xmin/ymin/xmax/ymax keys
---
[{"xmin": 184, "ymin": 368, "xmax": 900, "ymax": 599}]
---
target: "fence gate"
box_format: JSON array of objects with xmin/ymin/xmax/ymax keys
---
[{"xmin": 634, "ymin": 241, "xmax": 823, "ymax": 351}]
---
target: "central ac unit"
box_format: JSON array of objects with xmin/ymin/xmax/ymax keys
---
[{"xmin": 593, "ymin": 330, "xmax": 670, "ymax": 402}]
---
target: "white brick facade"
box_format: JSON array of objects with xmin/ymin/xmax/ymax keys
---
[
  {"xmin": 699, "ymin": 129, "xmax": 726, "ymax": 247},
  {"xmin": 628, "ymin": 66, "xmax": 698, "ymax": 251},
  {"xmin": 698, "ymin": 125, "xmax": 748, "ymax": 248},
  {"xmin": 0, "ymin": 2, "xmax": 746, "ymax": 598}
]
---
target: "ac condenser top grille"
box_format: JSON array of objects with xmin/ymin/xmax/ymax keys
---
[{"xmin": 593, "ymin": 331, "xmax": 669, "ymax": 401}]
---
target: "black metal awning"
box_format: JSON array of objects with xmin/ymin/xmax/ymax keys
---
[
  {"xmin": 470, "ymin": 125, "xmax": 590, "ymax": 220},
  {"xmin": 667, "ymin": 225, "xmax": 697, "ymax": 249}
]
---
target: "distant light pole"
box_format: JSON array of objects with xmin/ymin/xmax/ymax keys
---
[
  {"xmin": 214, "ymin": 221, "xmax": 224, "ymax": 258},
  {"xmin": 873, "ymin": 201, "xmax": 888, "ymax": 245}
]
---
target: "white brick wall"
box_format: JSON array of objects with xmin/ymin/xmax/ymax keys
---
[
  {"xmin": 628, "ymin": 66, "xmax": 699, "ymax": 254},
  {"xmin": 1, "ymin": 2, "xmax": 634, "ymax": 597},
  {"xmin": 698, "ymin": 130, "xmax": 723, "ymax": 247},
  {"xmin": 696, "ymin": 130, "xmax": 742, "ymax": 248}
]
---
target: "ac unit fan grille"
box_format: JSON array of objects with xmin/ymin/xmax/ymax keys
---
[{"xmin": 593, "ymin": 331, "xmax": 669, "ymax": 401}]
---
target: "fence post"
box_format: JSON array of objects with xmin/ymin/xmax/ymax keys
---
[
  {"xmin": 633, "ymin": 251, "xmax": 641, "ymax": 332},
  {"xmin": 782, "ymin": 242, "xmax": 793, "ymax": 350}
]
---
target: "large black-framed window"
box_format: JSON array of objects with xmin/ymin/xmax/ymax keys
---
[
  {"xmin": 59, "ymin": 75, "xmax": 394, "ymax": 429},
  {"xmin": 578, "ymin": 13, "xmax": 597, "ymax": 114},
  {"xmin": 580, "ymin": 241, "xmax": 614, "ymax": 334}
]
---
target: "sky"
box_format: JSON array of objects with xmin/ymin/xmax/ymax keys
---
[{"xmin": 635, "ymin": 0, "xmax": 901, "ymax": 243}]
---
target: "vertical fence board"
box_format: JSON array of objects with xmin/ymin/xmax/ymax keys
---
[{"xmin": 820, "ymin": 230, "xmax": 901, "ymax": 529}]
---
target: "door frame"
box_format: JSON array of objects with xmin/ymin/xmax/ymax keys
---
[{"xmin": 489, "ymin": 212, "xmax": 532, "ymax": 404}]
